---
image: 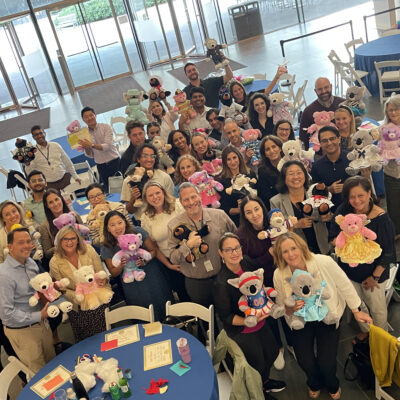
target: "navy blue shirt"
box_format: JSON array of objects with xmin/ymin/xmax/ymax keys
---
[{"xmin": 310, "ymin": 150, "xmax": 351, "ymax": 210}]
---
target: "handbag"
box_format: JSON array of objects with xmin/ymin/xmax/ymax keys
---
[
  {"xmin": 108, "ymin": 172, "xmax": 124, "ymax": 194},
  {"xmin": 344, "ymin": 340, "xmax": 374, "ymax": 389}
]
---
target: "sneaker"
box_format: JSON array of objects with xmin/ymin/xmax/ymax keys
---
[
  {"xmin": 263, "ymin": 379, "xmax": 287, "ymax": 393},
  {"xmin": 273, "ymin": 349, "xmax": 285, "ymax": 370}
]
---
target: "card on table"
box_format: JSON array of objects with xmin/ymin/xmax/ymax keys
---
[
  {"xmin": 104, "ymin": 324, "xmax": 140, "ymax": 348},
  {"xmin": 143, "ymin": 321, "xmax": 163, "ymax": 337},
  {"xmin": 143, "ymin": 339, "xmax": 173, "ymax": 371},
  {"xmin": 170, "ymin": 360, "xmax": 191, "ymax": 376},
  {"xmin": 30, "ymin": 365, "xmax": 71, "ymax": 399}
]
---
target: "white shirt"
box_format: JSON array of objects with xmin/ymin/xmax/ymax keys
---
[
  {"xmin": 86, "ymin": 123, "xmax": 119, "ymax": 164},
  {"xmin": 25, "ymin": 142, "xmax": 79, "ymax": 183},
  {"xmin": 184, "ymin": 107, "xmax": 212, "ymax": 135}
]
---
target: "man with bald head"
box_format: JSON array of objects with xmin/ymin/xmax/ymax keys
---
[
  {"xmin": 223, "ymin": 120, "xmax": 254, "ymax": 166},
  {"xmin": 299, "ymin": 77, "xmax": 345, "ymax": 150}
]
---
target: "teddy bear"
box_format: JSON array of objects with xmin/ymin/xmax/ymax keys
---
[
  {"xmin": 96, "ymin": 358, "xmax": 121, "ymax": 393},
  {"xmin": 346, "ymin": 128, "xmax": 384, "ymax": 175},
  {"xmin": 143, "ymin": 75, "xmax": 171, "ymax": 102},
  {"xmin": 53, "ymin": 211, "xmax": 90, "ymax": 245},
  {"xmin": 378, "ymin": 123, "xmax": 400, "ymax": 165},
  {"xmin": 127, "ymin": 166, "xmax": 154, "ymax": 208},
  {"xmin": 173, "ymin": 89, "xmax": 196, "ymax": 124},
  {"xmin": 75, "ymin": 358, "xmax": 98, "ymax": 392},
  {"xmin": 88, "ymin": 204, "xmax": 110, "ymax": 244},
  {"xmin": 172, "ymin": 224, "xmax": 210, "ymax": 263},
  {"xmin": 12, "ymin": 138, "xmax": 37, "ymax": 166},
  {"xmin": 111, "ymin": 233, "xmax": 152, "ymax": 283},
  {"xmin": 73, "ymin": 265, "xmax": 113, "ymax": 310},
  {"xmin": 218, "ymin": 87, "xmax": 244, "ymax": 120},
  {"xmin": 8, "ymin": 222, "xmax": 43, "ymax": 261},
  {"xmin": 228, "ymin": 268, "xmax": 285, "ymax": 328},
  {"xmin": 267, "ymin": 92, "xmax": 293, "ymax": 125},
  {"xmin": 123, "ymin": 89, "xmax": 149, "ymax": 125},
  {"xmin": 240, "ymin": 129, "xmax": 261, "ymax": 166},
  {"xmin": 277, "ymin": 140, "xmax": 315, "ymax": 171},
  {"xmin": 29, "ymin": 272, "xmax": 73, "ymax": 319},
  {"xmin": 257, "ymin": 208, "xmax": 297, "ymax": 245},
  {"xmin": 334, "ymin": 214, "xmax": 382, "ymax": 267},
  {"xmin": 297, "ymin": 183, "xmax": 334, "ymax": 221},
  {"xmin": 306, "ymin": 111, "xmax": 335, "ymax": 152},
  {"xmin": 339, "ymin": 86, "xmax": 366, "ymax": 128},
  {"xmin": 188, "ymin": 170, "xmax": 224, "ymax": 208},
  {"xmin": 66, "ymin": 120, "xmax": 85, "ymax": 151},
  {"xmin": 225, "ymin": 174, "xmax": 257, "ymax": 199},
  {"xmin": 284, "ymin": 269, "xmax": 339, "ymax": 330},
  {"xmin": 151, "ymin": 137, "xmax": 175, "ymax": 174},
  {"xmin": 204, "ymin": 38, "xmax": 229, "ymax": 69}
]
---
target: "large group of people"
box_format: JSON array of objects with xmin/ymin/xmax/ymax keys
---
[{"xmin": 0, "ymin": 59, "xmax": 399, "ymax": 400}]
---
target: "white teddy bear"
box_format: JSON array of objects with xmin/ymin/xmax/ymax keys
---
[{"xmin": 277, "ymin": 140, "xmax": 314, "ymax": 171}]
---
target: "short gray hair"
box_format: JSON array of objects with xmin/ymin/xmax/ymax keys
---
[
  {"xmin": 178, "ymin": 182, "xmax": 199, "ymax": 197},
  {"xmin": 384, "ymin": 94, "xmax": 400, "ymax": 124}
]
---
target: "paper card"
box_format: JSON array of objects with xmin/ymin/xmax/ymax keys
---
[
  {"xmin": 67, "ymin": 127, "xmax": 91, "ymax": 149},
  {"xmin": 170, "ymin": 360, "xmax": 191, "ymax": 376},
  {"xmin": 30, "ymin": 365, "xmax": 71, "ymax": 398},
  {"xmin": 77, "ymin": 199, "xmax": 89, "ymax": 205},
  {"xmin": 143, "ymin": 321, "xmax": 163, "ymax": 337},
  {"xmin": 105, "ymin": 324, "xmax": 140, "ymax": 348},
  {"xmin": 143, "ymin": 339, "xmax": 173, "ymax": 371},
  {"xmin": 101, "ymin": 339, "xmax": 118, "ymax": 351}
]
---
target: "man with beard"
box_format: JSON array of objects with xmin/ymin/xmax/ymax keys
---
[
  {"xmin": 299, "ymin": 77, "xmax": 345, "ymax": 150},
  {"xmin": 183, "ymin": 62, "xmax": 233, "ymax": 108},
  {"xmin": 23, "ymin": 170, "xmax": 47, "ymax": 225}
]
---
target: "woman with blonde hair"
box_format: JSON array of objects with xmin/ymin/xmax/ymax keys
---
[
  {"xmin": 273, "ymin": 232, "xmax": 371, "ymax": 399},
  {"xmin": 50, "ymin": 225, "xmax": 112, "ymax": 342},
  {"xmin": 174, "ymin": 154, "xmax": 202, "ymax": 196},
  {"xmin": 334, "ymin": 105, "xmax": 356, "ymax": 150}
]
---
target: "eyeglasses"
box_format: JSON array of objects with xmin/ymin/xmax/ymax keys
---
[
  {"xmin": 32, "ymin": 131, "xmax": 44, "ymax": 137},
  {"xmin": 61, "ymin": 237, "xmax": 78, "ymax": 242},
  {"xmin": 320, "ymin": 136, "xmax": 338, "ymax": 144},
  {"xmin": 277, "ymin": 127, "xmax": 290, "ymax": 132},
  {"xmin": 88, "ymin": 193, "xmax": 104, "ymax": 201},
  {"xmin": 30, "ymin": 178, "xmax": 45, "ymax": 183},
  {"xmin": 140, "ymin": 154, "xmax": 156, "ymax": 159},
  {"xmin": 222, "ymin": 245, "xmax": 242, "ymax": 254}
]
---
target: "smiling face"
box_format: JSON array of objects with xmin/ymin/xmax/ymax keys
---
[
  {"xmin": 46, "ymin": 193, "xmax": 64, "ymax": 217},
  {"xmin": 348, "ymin": 185, "xmax": 371, "ymax": 214},
  {"xmin": 386, "ymin": 103, "xmax": 400, "ymax": 125},
  {"xmin": 147, "ymin": 125, "xmax": 160, "ymax": 140},
  {"xmin": 87, "ymin": 187, "xmax": 105, "ymax": 207},
  {"xmin": 243, "ymin": 200, "xmax": 264, "ymax": 230},
  {"xmin": 253, "ymin": 97, "xmax": 267, "ymax": 115},
  {"xmin": 224, "ymin": 122, "xmax": 242, "ymax": 146},
  {"xmin": 191, "ymin": 135, "xmax": 208, "ymax": 156},
  {"xmin": 231, "ymin": 83, "xmax": 245, "ymax": 102},
  {"xmin": 128, "ymin": 127, "xmax": 146, "ymax": 147},
  {"xmin": 172, "ymin": 132, "xmax": 188, "ymax": 151},
  {"xmin": 31, "ymin": 128, "xmax": 47, "ymax": 146},
  {"xmin": 107, "ymin": 214, "xmax": 127, "ymax": 238},
  {"xmin": 285, "ymin": 164, "xmax": 305, "ymax": 191},
  {"xmin": 185, "ymin": 64, "xmax": 199, "ymax": 81},
  {"xmin": 276, "ymin": 122, "xmax": 291, "ymax": 142},
  {"xmin": 314, "ymin": 78, "xmax": 332, "ymax": 103},
  {"xmin": 138, "ymin": 147, "xmax": 156, "ymax": 170},
  {"xmin": 60, "ymin": 231, "xmax": 78, "ymax": 255},
  {"xmin": 226, "ymin": 151, "xmax": 240, "ymax": 173},
  {"xmin": 145, "ymin": 185, "xmax": 165, "ymax": 211},
  {"xmin": 151, "ymin": 101, "xmax": 163, "ymax": 117},
  {"xmin": 319, "ymin": 129, "xmax": 340, "ymax": 156},
  {"xmin": 191, "ymin": 92, "xmax": 206, "ymax": 108},
  {"xmin": 334, "ymin": 110, "xmax": 352, "ymax": 133},
  {"xmin": 280, "ymin": 238, "xmax": 305, "ymax": 269},
  {"xmin": 8, "ymin": 231, "xmax": 33, "ymax": 263},
  {"xmin": 28, "ymin": 173, "xmax": 46, "ymax": 193},
  {"xmin": 218, "ymin": 237, "xmax": 242, "ymax": 266},
  {"xmin": 179, "ymin": 187, "xmax": 202, "ymax": 218},
  {"xmin": 207, "ymin": 112, "xmax": 223, "ymax": 131},
  {"xmin": 82, "ymin": 110, "xmax": 97, "ymax": 129},
  {"xmin": 2, "ymin": 204, "xmax": 21, "ymax": 229},
  {"xmin": 179, "ymin": 159, "xmax": 196, "ymax": 180},
  {"xmin": 264, "ymin": 139, "xmax": 282, "ymax": 163}
]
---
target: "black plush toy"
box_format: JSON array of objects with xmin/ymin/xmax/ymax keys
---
[
  {"xmin": 204, "ymin": 38, "xmax": 229, "ymax": 70},
  {"xmin": 143, "ymin": 75, "xmax": 171, "ymax": 102},
  {"xmin": 12, "ymin": 138, "xmax": 37, "ymax": 166},
  {"xmin": 296, "ymin": 183, "xmax": 334, "ymax": 220},
  {"xmin": 173, "ymin": 224, "xmax": 210, "ymax": 263}
]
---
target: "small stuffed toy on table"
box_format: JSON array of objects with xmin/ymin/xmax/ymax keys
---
[
  {"xmin": 12, "ymin": 138, "xmax": 37, "ymax": 166},
  {"xmin": 378, "ymin": 123, "xmax": 400, "ymax": 166},
  {"xmin": 305, "ymin": 111, "xmax": 335, "ymax": 152},
  {"xmin": 204, "ymin": 38, "xmax": 229, "ymax": 69},
  {"xmin": 240, "ymin": 129, "xmax": 261, "ymax": 166},
  {"xmin": 188, "ymin": 170, "xmax": 224, "ymax": 208},
  {"xmin": 267, "ymin": 92, "xmax": 293, "ymax": 125},
  {"xmin": 277, "ymin": 139, "xmax": 314, "ymax": 171}
]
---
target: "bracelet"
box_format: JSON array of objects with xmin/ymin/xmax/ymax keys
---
[{"xmin": 372, "ymin": 274, "xmax": 380, "ymax": 281}]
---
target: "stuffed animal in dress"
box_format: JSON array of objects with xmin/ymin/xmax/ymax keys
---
[
  {"xmin": 112, "ymin": 233, "xmax": 152, "ymax": 283},
  {"xmin": 228, "ymin": 268, "xmax": 285, "ymax": 328},
  {"xmin": 334, "ymin": 214, "xmax": 382, "ymax": 267},
  {"xmin": 297, "ymin": 183, "xmax": 334, "ymax": 221},
  {"xmin": 225, "ymin": 174, "xmax": 257, "ymax": 199},
  {"xmin": 306, "ymin": 111, "xmax": 335, "ymax": 152},
  {"xmin": 202, "ymin": 147, "xmax": 223, "ymax": 176},
  {"xmin": 127, "ymin": 166, "xmax": 154, "ymax": 208},
  {"xmin": 188, "ymin": 170, "xmax": 224, "ymax": 208},
  {"xmin": 339, "ymin": 86, "xmax": 366, "ymax": 128},
  {"xmin": 240, "ymin": 129, "xmax": 261, "ymax": 166},
  {"xmin": 284, "ymin": 269, "xmax": 339, "ymax": 330},
  {"xmin": 123, "ymin": 89, "xmax": 149, "ymax": 125},
  {"xmin": 218, "ymin": 87, "xmax": 244, "ymax": 120},
  {"xmin": 73, "ymin": 265, "xmax": 113, "ymax": 311},
  {"xmin": 204, "ymin": 38, "xmax": 229, "ymax": 69},
  {"xmin": 173, "ymin": 89, "xmax": 196, "ymax": 124},
  {"xmin": 267, "ymin": 92, "xmax": 293, "ymax": 125},
  {"xmin": 143, "ymin": 75, "xmax": 171, "ymax": 102},
  {"xmin": 12, "ymin": 138, "xmax": 37, "ymax": 166},
  {"xmin": 88, "ymin": 204, "xmax": 110, "ymax": 244},
  {"xmin": 53, "ymin": 211, "xmax": 90, "ymax": 245},
  {"xmin": 29, "ymin": 272, "xmax": 73, "ymax": 319},
  {"xmin": 151, "ymin": 137, "xmax": 175, "ymax": 174},
  {"xmin": 96, "ymin": 357, "xmax": 120, "ymax": 393},
  {"xmin": 172, "ymin": 224, "xmax": 210, "ymax": 263},
  {"xmin": 277, "ymin": 140, "xmax": 315, "ymax": 171},
  {"xmin": 257, "ymin": 208, "xmax": 297, "ymax": 245},
  {"xmin": 346, "ymin": 128, "xmax": 384, "ymax": 175},
  {"xmin": 378, "ymin": 123, "xmax": 400, "ymax": 165}
]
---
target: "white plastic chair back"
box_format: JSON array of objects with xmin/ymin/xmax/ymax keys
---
[
  {"xmin": 344, "ymin": 38, "xmax": 364, "ymax": 65},
  {"xmin": 381, "ymin": 29, "xmax": 400, "ymax": 37},
  {"xmin": 374, "ymin": 60, "xmax": 400, "ymax": 104},
  {"xmin": 278, "ymin": 73, "xmax": 296, "ymax": 101},
  {"xmin": 110, "ymin": 116, "xmax": 128, "ymax": 154},
  {"xmin": 292, "ymin": 79, "xmax": 308, "ymax": 123},
  {"xmin": 105, "ymin": 304, "xmax": 155, "ymax": 329}
]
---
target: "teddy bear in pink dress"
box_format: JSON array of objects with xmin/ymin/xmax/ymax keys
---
[{"xmin": 378, "ymin": 123, "xmax": 400, "ymax": 165}]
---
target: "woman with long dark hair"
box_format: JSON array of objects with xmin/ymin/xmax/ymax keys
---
[
  {"xmin": 167, "ymin": 129, "xmax": 191, "ymax": 165},
  {"xmin": 247, "ymin": 93, "xmax": 274, "ymax": 138},
  {"xmin": 272, "ymin": 119, "xmax": 295, "ymax": 142},
  {"xmin": 148, "ymin": 99, "xmax": 178, "ymax": 142}
]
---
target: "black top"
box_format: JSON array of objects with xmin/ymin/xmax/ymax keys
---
[
  {"xmin": 250, "ymin": 117, "xmax": 274, "ymax": 138},
  {"xmin": 329, "ymin": 204, "xmax": 396, "ymax": 283},
  {"xmin": 256, "ymin": 164, "xmax": 279, "ymax": 209},
  {"xmin": 120, "ymin": 140, "xmax": 149, "ymax": 176},
  {"xmin": 183, "ymin": 76, "xmax": 224, "ymax": 109}
]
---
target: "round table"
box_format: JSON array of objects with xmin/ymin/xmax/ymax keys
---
[
  {"xmin": 18, "ymin": 324, "xmax": 218, "ymax": 400},
  {"xmin": 355, "ymin": 36, "xmax": 400, "ymax": 97},
  {"xmin": 243, "ymin": 79, "xmax": 278, "ymax": 94}
]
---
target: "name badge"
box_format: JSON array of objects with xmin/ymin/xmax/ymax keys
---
[{"xmin": 204, "ymin": 259, "xmax": 214, "ymax": 272}]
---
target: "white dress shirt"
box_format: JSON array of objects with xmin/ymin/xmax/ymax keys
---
[{"xmin": 86, "ymin": 123, "xmax": 119, "ymax": 164}]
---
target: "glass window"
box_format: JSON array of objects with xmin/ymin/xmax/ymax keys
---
[{"xmin": 0, "ymin": 0, "xmax": 28, "ymax": 18}]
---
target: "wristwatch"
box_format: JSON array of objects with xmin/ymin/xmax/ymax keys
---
[{"xmin": 372, "ymin": 274, "xmax": 380, "ymax": 281}]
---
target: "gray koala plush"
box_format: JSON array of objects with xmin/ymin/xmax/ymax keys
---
[{"xmin": 284, "ymin": 269, "xmax": 339, "ymax": 330}]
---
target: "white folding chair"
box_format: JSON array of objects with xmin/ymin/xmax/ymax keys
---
[
  {"xmin": 63, "ymin": 160, "xmax": 98, "ymax": 198},
  {"xmin": 381, "ymin": 29, "xmax": 400, "ymax": 37},
  {"xmin": 110, "ymin": 116, "xmax": 128, "ymax": 154},
  {"xmin": 374, "ymin": 60, "xmax": 400, "ymax": 104},
  {"xmin": 328, "ymin": 50, "xmax": 342, "ymax": 95},
  {"xmin": 0, "ymin": 356, "xmax": 35, "ymax": 399},
  {"xmin": 165, "ymin": 301, "xmax": 215, "ymax": 358},
  {"xmin": 105, "ymin": 304, "xmax": 155, "ymax": 329},
  {"xmin": 278, "ymin": 73, "xmax": 296, "ymax": 101},
  {"xmin": 291, "ymin": 79, "xmax": 308, "ymax": 125},
  {"xmin": 334, "ymin": 60, "xmax": 370, "ymax": 97},
  {"xmin": 344, "ymin": 38, "xmax": 365, "ymax": 66}
]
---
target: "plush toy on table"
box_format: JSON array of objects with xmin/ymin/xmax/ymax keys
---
[
  {"xmin": 240, "ymin": 129, "xmax": 261, "ymax": 166},
  {"xmin": 143, "ymin": 75, "xmax": 171, "ymax": 102},
  {"xmin": 112, "ymin": 233, "xmax": 151, "ymax": 283},
  {"xmin": 87, "ymin": 204, "xmax": 110, "ymax": 244},
  {"xmin": 204, "ymin": 38, "xmax": 229, "ymax": 69},
  {"xmin": 73, "ymin": 264, "xmax": 113, "ymax": 310},
  {"xmin": 228, "ymin": 268, "xmax": 285, "ymax": 328},
  {"xmin": 378, "ymin": 123, "xmax": 400, "ymax": 165},
  {"xmin": 267, "ymin": 92, "xmax": 294, "ymax": 125},
  {"xmin": 334, "ymin": 213, "xmax": 382, "ymax": 267},
  {"xmin": 346, "ymin": 128, "xmax": 384, "ymax": 175},
  {"xmin": 123, "ymin": 89, "xmax": 149, "ymax": 125},
  {"xmin": 277, "ymin": 140, "xmax": 314, "ymax": 171},
  {"xmin": 218, "ymin": 86, "xmax": 245, "ymax": 120},
  {"xmin": 75, "ymin": 358, "xmax": 98, "ymax": 392},
  {"xmin": 257, "ymin": 208, "xmax": 297, "ymax": 245},
  {"xmin": 126, "ymin": 166, "xmax": 154, "ymax": 208},
  {"xmin": 173, "ymin": 89, "xmax": 196, "ymax": 125},
  {"xmin": 12, "ymin": 138, "xmax": 37, "ymax": 166},
  {"xmin": 29, "ymin": 272, "xmax": 73, "ymax": 319},
  {"xmin": 53, "ymin": 211, "xmax": 90, "ymax": 245},
  {"xmin": 284, "ymin": 269, "xmax": 339, "ymax": 330},
  {"xmin": 188, "ymin": 170, "xmax": 224, "ymax": 208},
  {"xmin": 339, "ymin": 86, "xmax": 366, "ymax": 128},
  {"xmin": 225, "ymin": 174, "xmax": 257, "ymax": 199},
  {"xmin": 306, "ymin": 110, "xmax": 335, "ymax": 152},
  {"xmin": 151, "ymin": 137, "xmax": 175, "ymax": 174},
  {"xmin": 96, "ymin": 357, "xmax": 120, "ymax": 393},
  {"xmin": 297, "ymin": 183, "xmax": 334, "ymax": 221}
]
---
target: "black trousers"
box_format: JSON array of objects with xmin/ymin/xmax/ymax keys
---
[
  {"xmin": 163, "ymin": 265, "xmax": 190, "ymax": 302},
  {"xmin": 291, "ymin": 321, "xmax": 340, "ymax": 394},
  {"xmin": 267, "ymin": 316, "xmax": 293, "ymax": 348},
  {"xmin": 229, "ymin": 321, "xmax": 279, "ymax": 382},
  {"xmin": 96, "ymin": 157, "xmax": 120, "ymax": 192},
  {"xmin": 184, "ymin": 276, "xmax": 215, "ymax": 307}
]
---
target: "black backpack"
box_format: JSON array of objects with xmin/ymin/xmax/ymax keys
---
[{"xmin": 344, "ymin": 340, "xmax": 374, "ymax": 389}]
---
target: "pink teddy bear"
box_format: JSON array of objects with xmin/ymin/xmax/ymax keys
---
[
  {"xmin": 378, "ymin": 123, "xmax": 400, "ymax": 165},
  {"xmin": 240, "ymin": 129, "xmax": 261, "ymax": 166},
  {"xmin": 188, "ymin": 170, "xmax": 224, "ymax": 208},
  {"xmin": 306, "ymin": 111, "xmax": 335, "ymax": 152},
  {"xmin": 53, "ymin": 212, "xmax": 90, "ymax": 245}
]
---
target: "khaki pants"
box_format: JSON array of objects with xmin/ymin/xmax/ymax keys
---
[
  {"xmin": 4, "ymin": 322, "xmax": 56, "ymax": 373},
  {"xmin": 46, "ymin": 173, "xmax": 71, "ymax": 191}
]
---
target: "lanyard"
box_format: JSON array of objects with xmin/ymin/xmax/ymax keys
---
[
  {"xmin": 188, "ymin": 215, "xmax": 204, "ymax": 232},
  {"xmin": 37, "ymin": 143, "xmax": 51, "ymax": 166}
]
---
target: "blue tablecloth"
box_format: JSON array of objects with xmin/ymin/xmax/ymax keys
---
[
  {"xmin": 53, "ymin": 135, "xmax": 96, "ymax": 167},
  {"xmin": 18, "ymin": 324, "xmax": 218, "ymax": 400},
  {"xmin": 71, "ymin": 193, "xmax": 121, "ymax": 217},
  {"xmin": 244, "ymin": 79, "xmax": 278, "ymax": 94},
  {"xmin": 355, "ymin": 36, "xmax": 400, "ymax": 97}
]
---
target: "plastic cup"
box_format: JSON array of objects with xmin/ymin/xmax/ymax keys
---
[
  {"xmin": 176, "ymin": 337, "xmax": 191, "ymax": 363},
  {"xmin": 54, "ymin": 389, "xmax": 66, "ymax": 400}
]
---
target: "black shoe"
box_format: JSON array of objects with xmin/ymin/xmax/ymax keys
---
[
  {"xmin": 263, "ymin": 379, "xmax": 287, "ymax": 393},
  {"xmin": 264, "ymin": 393, "xmax": 277, "ymax": 400}
]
